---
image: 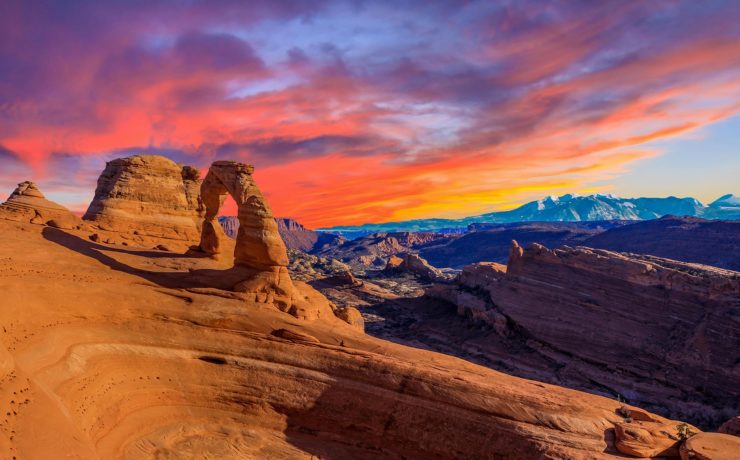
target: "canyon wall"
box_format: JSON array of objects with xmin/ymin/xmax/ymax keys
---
[{"xmin": 430, "ymin": 241, "xmax": 740, "ymax": 428}]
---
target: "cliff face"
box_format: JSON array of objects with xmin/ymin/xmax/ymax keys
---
[
  {"xmin": 83, "ymin": 155, "xmax": 204, "ymax": 241},
  {"xmin": 430, "ymin": 242, "xmax": 740, "ymax": 428}
]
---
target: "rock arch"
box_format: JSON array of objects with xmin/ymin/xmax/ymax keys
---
[
  {"xmin": 199, "ymin": 161, "xmax": 326, "ymax": 318},
  {"xmin": 199, "ymin": 160, "xmax": 289, "ymax": 271}
]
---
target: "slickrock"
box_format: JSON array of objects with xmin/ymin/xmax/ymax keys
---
[
  {"xmin": 83, "ymin": 155, "xmax": 204, "ymax": 242},
  {"xmin": 0, "ymin": 181, "xmax": 82, "ymax": 228},
  {"xmin": 0, "ymin": 218, "xmax": 697, "ymax": 459},
  {"xmin": 198, "ymin": 160, "xmax": 335, "ymax": 320},
  {"xmin": 679, "ymin": 433, "xmax": 740, "ymax": 460},
  {"xmin": 429, "ymin": 240, "xmax": 740, "ymax": 427}
]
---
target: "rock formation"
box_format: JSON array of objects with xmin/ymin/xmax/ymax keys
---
[
  {"xmin": 718, "ymin": 416, "xmax": 740, "ymax": 436},
  {"xmin": 0, "ymin": 181, "xmax": 83, "ymax": 229},
  {"xmin": 430, "ymin": 241, "xmax": 740, "ymax": 428},
  {"xmin": 384, "ymin": 253, "xmax": 452, "ymax": 282},
  {"xmin": 197, "ymin": 160, "xmax": 335, "ymax": 321},
  {"xmin": 679, "ymin": 432, "xmax": 740, "ymax": 460},
  {"xmin": 83, "ymin": 155, "xmax": 204, "ymax": 241},
  {"xmin": 1, "ymin": 216, "xmax": 709, "ymax": 459},
  {"xmin": 421, "ymin": 221, "xmax": 626, "ymax": 268},
  {"xmin": 315, "ymin": 231, "xmax": 455, "ymax": 270}
]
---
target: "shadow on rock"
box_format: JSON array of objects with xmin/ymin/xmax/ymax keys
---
[{"xmin": 42, "ymin": 226, "xmax": 255, "ymax": 291}]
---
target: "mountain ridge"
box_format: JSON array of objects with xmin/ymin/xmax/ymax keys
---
[{"xmin": 320, "ymin": 193, "xmax": 739, "ymax": 237}]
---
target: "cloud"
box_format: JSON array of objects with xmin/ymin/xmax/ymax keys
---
[{"xmin": 0, "ymin": 0, "xmax": 739, "ymax": 225}]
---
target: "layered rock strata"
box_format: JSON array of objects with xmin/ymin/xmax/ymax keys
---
[
  {"xmin": 430, "ymin": 241, "xmax": 740, "ymax": 428},
  {"xmin": 0, "ymin": 181, "xmax": 82, "ymax": 229},
  {"xmin": 83, "ymin": 155, "xmax": 203, "ymax": 241}
]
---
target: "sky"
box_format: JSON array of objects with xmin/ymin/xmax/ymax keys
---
[{"xmin": 1, "ymin": 0, "xmax": 739, "ymax": 228}]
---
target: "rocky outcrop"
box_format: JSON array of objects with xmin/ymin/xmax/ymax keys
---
[
  {"xmin": 718, "ymin": 416, "xmax": 740, "ymax": 436},
  {"xmin": 335, "ymin": 306, "xmax": 365, "ymax": 331},
  {"xmin": 421, "ymin": 221, "xmax": 625, "ymax": 268},
  {"xmin": 679, "ymin": 433, "xmax": 740, "ymax": 460},
  {"xmin": 316, "ymin": 231, "xmax": 454, "ymax": 270},
  {"xmin": 430, "ymin": 241, "xmax": 740, "ymax": 428},
  {"xmin": 83, "ymin": 155, "xmax": 204, "ymax": 241},
  {"xmin": 198, "ymin": 161, "xmax": 335, "ymax": 321},
  {"xmin": 384, "ymin": 253, "xmax": 452, "ymax": 282},
  {"xmin": 0, "ymin": 181, "xmax": 83, "ymax": 229}
]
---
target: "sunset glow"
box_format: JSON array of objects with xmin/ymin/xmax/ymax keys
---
[{"xmin": 1, "ymin": 1, "xmax": 739, "ymax": 227}]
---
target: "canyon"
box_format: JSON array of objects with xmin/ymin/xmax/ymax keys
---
[{"xmin": 0, "ymin": 154, "xmax": 737, "ymax": 459}]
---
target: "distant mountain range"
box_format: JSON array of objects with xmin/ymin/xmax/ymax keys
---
[{"xmin": 320, "ymin": 193, "xmax": 740, "ymax": 237}]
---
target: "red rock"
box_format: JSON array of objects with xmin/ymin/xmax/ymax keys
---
[
  {"xmin": 336, "ymin": 306, "xmax": 365, "ymax": 331},
  {"xmin": 384, "ymin": 253, "xmax": 451, "ymax": 282},
  {"xmin": 0, "ymin": 181, "xmax": 82, "ymax": 227},
  {"xmin": 83, "ymin": 155, "xmax": 204, "ymax": 242},
  {"xmin": 680, "ymin": 432, "xmax": 740, "ymax": 460},
  {"xmin": 429, "ymin": 241, "xmax": 740, "ymax": 426},
  {"xmin": 198, "ymin": 161, "xmax": 336, "ymax": 321},
  {"xmin": 614, "ymin": 419, "xmax": 682, "ymax": 457}
]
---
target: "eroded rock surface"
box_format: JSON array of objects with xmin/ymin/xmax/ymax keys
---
[
  {"xmin": 430, "ymin": 241, "xmax": 740, "ymax": 428},
  {"xmin": 1, "ymin": 218, "xmax": 698, "ymax": 459},
  {"xmin": 679, "ymin": 433, "xmax": 740, "ymax": 460},
  {"xmin": 0, "ymin": 181, "xmax": 82, "ymax": 228},
  {"xmin": 83, "ymin": 155, "xmax": 203, "ymax": 241}
]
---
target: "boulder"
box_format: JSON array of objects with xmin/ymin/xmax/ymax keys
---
[
  {"xmin": 336, "ymin": 306, "xmax": 365, "ymax": 331},
  {"xmin": 680, "ymin": 432, "xmax": 740, "ymax": 460},
  {"xmin": 717, "ymin": 416, "xmax": 740, "ymax": 437},
  {"xmin": 614, "ymin": 420, "xmax": 681, "ymax": 457},
  {"xmin": 83, "ymin": 155, "xmax": 203, "ymax": 241}
]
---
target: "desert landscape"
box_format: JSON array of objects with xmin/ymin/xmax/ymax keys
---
[
  {"xmin": 0, "ymin": 154, "xmax": 737, "ymax": 459},
  {"xmin": 2, "ymin": 1, "xmax": 739, "ymax": 459}
]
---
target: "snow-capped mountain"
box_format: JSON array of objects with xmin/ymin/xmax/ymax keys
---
[
  {"xmin": 703, "ymin": 194, "xmax": 740, "ymax": 219},
  {"xmin": 320, "ymin": 193, "xmax": 737, "ymax": 236},
  {"xmin": 475, "ymin": 193, "xmax": 705, "ymax": 222}
]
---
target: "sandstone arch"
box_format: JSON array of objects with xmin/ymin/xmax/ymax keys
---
[
  {"xmin": 199, "ymin": 160, "xmax": 288, "ymax": 270},
  {"xmin": 198, "ymin": 161, "xmax": 332, "ymax": 320}
]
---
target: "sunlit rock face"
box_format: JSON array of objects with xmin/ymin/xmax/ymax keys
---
[
  {"xmin": 0, "ymin": 181, "xmax": 82, "ymax": 228},
  {"xmin": 83, "ymin": 154, "xmax": 204, "ymax": 242},
  {"xmin": 431, "ymin": 241, "xmax": 740, "ymax": 428},
  {"xmin": 198, "ymin": 160, "xmax": 336, "ymax": 321}
]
